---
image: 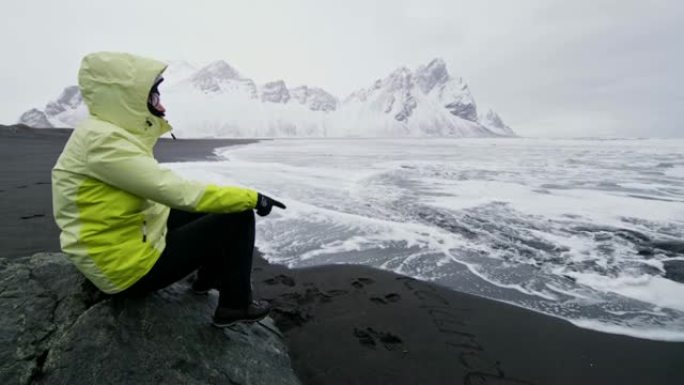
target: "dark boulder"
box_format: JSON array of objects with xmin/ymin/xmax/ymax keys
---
[{"xmin": 0, "ymin": 253, "xmax": 300, "ymax": 385}]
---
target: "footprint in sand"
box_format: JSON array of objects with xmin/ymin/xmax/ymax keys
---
[
  {"xmin": 353, "ymin": 327, "xmax": 406, "ymax": 352},
  {"xmin": 263, "ymin": 274, "xmax": 296, "ymax": 287},
  {"xmin": 369, "ymin": 293, "xmax": 402, "ymax": 305},
  {"xmin": 351, "ymin": 277, "xmax": 375, "ymax": 289},
  {"xmin": 279, "ymin": 287, "xmax": 349, "ymax": 306},
  {"xmin": 271, "ymin": 307, "xmax": 312, "ymax": 332},
  {"xmin": 385, "ymin": 293, "xmax": 401, "ymax": 302}
]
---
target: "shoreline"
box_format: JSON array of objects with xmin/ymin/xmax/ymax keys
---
[
  {"xmin": 252, "ymin": 254, "xmax": 684, "ymax": 385},
  {"xmin": 2, "ymin": 124, "xmax": 683, "ymax": 384}
]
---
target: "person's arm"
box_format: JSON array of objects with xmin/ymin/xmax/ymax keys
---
[{"xmin": 85, "ymin": 132, "xmax": 257, "ymax": 213}]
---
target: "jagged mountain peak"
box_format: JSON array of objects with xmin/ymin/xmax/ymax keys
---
[
  {"xmin": 344, "ymin": 57, "xmax": 477, "ymax": 123},
  {"xmin": 190, "ymin": 60, "xmax": 243, "ymax": 92},
  {"xmin": 484, "ymin": 109, "xmax": 503, "ymax": 124},
  {"xmin": 290, "ymin": 86, "xmax": 338, "ymax": 112},
  {"xmin": 199, "ymin": 60, "xmax": 241, "ymax": 79},
  {"xmin": 261, "ymin": 80, "xmax": 290, "ymax": 103},
  {"xmin": 18, "ymin": 57, "xmax": 514, "ymax": 138},
  {"xmin": 18, "ymin": 108, "xmax": 53, "ymax": 128},
  {"xmin": 426, "ymin": 57, "xmax": 447, "ymax": 69},
  {"xmin": 351, "ymin": 58, "xmax": 456, "ymax": 100},
  {"xmin": 19, "ymin": 85, "xmax": 87, "ymax": 128},
  {"xmin": 45, "ymin": 86, "xmax": 82, "ymax": 116},
  {"xmin": 389, "ymin": 66, "xmax": 412, "ymax": 77},
  {"xmin": 479, "ymin": 108, "xmax": 515, "ymax": 136},
  {"xmin": 415, "ymin": 58, "xmax": 450, "ymax": 94}
]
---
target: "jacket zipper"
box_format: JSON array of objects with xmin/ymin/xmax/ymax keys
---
[{"xmin": 142, "ymin": 220, "xmax": 148, "ymax": 243}]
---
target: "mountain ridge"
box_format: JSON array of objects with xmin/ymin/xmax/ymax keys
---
[{"xmin": 19, "ymin": 58, "xmax": 515, "ymax": 138}]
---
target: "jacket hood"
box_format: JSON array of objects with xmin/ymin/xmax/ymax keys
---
[{"xmin": 78, "ymin": 52, "xmax": 171, "ymax": 140}]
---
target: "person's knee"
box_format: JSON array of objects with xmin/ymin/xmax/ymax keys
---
[{"xmin": 239, "ymin": 209, "xmax": 255, "ymax": 224}]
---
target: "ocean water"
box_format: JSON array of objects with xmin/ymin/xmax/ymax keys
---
[{"xmin": 166, "ymin": 138, "xmax": 684, "ymax": 341}]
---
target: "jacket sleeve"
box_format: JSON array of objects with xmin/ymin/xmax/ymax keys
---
[{"xmin": 85, "ymin": 132, "xmax": 257, "ymax": 213}]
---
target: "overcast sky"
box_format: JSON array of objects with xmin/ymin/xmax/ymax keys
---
[{"xmin": 1, "ymin": 0, "xmax": 682, "ymax": 137}]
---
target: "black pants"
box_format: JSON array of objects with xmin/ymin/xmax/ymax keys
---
[{"xmin": 122, "ymin": 208, "xmax": 256, "ymax": 308}]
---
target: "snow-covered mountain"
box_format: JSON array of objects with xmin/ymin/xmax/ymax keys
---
[
  {"xmin": 479, "ymin": 108, "xmax": 515, "ymax": 137},
  {"xmin": 290, "ymin": 86, "xmax": 337, "ymax": 112},
  {"xmin": 18, "ymin": 108, "xmax": 52, "ymax": 128},
  {"xmin": 188, "ymin": 60, "xmax": 257, "ymax": 98},
  {"xmin": 18, "ymin": 58, "xmax": 515, "ymax": 137},
  {"xmin": 331, "ymin": 58, "xmax": 496, "ymax": 137},
  {"xmin": 19, "ymin": 85, "xmax": 87, "ymax": 128}
]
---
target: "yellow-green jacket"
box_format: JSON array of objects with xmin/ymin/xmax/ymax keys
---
[{"xmin": 52, "ymin": 52, "xmax": 258, "ymax": 294}]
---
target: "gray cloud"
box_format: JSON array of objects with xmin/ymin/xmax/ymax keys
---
[{"xmin": 1, "ymin": 0, "xmax": 682, "ymax": 137}]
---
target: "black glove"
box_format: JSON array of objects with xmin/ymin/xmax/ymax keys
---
[{"xmin": 255, "ymin": 193, "xmax": 286, "ymax": 217}]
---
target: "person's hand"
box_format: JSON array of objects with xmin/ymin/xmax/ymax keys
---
[{"xmin": 255, "ymin": 193, "xmax": 286, "ymax": 216}]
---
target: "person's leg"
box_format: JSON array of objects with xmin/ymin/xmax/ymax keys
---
[
  {"xmin": 215, "ymin": 210, "xmax": 256, "ymax": 308},
  {"xmin": 213, "ymin": 210, "xmax": 271, "ymax": 327},
  {"xmin": 123, "ymin": 216, "xmax": 217, "ymax": 294},
  {"xmin": 209, "ymin": 210, "xmax": 270, "ymax": 326},
  {"xmin": 121, "ymin": 208, "xmax": 268, "ymax": 326},
  {"xmin": 124, "ymin": 209, "xmax": 256, "ymax": 307},
  {"xmin": 168, "ymin": 207, "xmax": 221, "ymax": 292},
  {"xmin": 120, "ymin": 208, "xmax": 209, "ymax": 295},
  {"xmin": 169, "ymin": 210, "xmax": 256, "ymax": 304},
  {"xmin": 167, "ymin": 208, "xmax": 219, "ymax": 288}
]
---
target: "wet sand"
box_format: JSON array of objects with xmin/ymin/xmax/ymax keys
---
[{"xmin": 2, "ymin": 124, "xmax": 683, "ymax": 385}]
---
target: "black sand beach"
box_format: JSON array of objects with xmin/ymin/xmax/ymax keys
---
[{"xmin": 2, "ymin": 125, "xmax": 683, "ymax": 385}]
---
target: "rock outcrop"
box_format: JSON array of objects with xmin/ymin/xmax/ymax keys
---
[{"xmin": 0, "ymin": 253, "xmax": 301, "ymax": 385}]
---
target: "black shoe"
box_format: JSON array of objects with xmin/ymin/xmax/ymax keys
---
[{"xmin": 212, "ymin": 300, "xmax": 272, "ymax": 327}]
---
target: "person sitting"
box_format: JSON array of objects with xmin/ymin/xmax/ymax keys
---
[{"xmin": 51, "ymin": 51, "xmax": 286, "ymax": 327}]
